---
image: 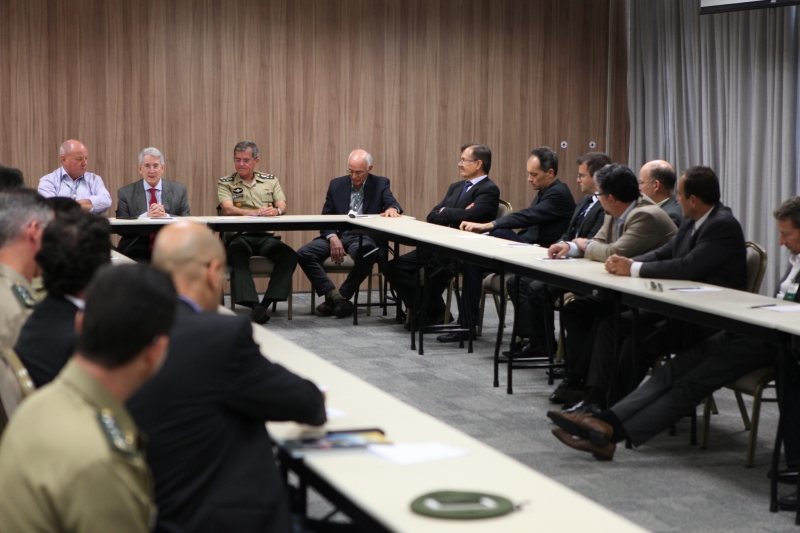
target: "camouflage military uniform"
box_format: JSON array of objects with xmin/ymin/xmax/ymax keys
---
[
  {"xmin": 0, "ymin": 263, "xmax": 39, "ymax": 351},
  {"xmin": 0, "ymin": 360, "xmax": 154, "ymax": 533},
  {"xmin": 217, "ymin": 172, "xmax": 298, "ymax": 307}
]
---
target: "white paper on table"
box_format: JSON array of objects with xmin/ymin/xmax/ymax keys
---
[
  {"xmin": 354, "ymin": 215, "xmax": 376, "ymax": 219},
  {"xmin": 669, "ymin": 286, "xmax": 722, "ymax": 293},
  {"xmin": 148, "ymin": 216, "xmax": 174, "ymax": 220},
  {"xmin": 755, "ymin": 305, "xmax": 800, "ymax": 313},
  {"xmin": 214, "ymin": 216, "xmax": 238, "ymax": 220},
  {"xmin": 499, "ymin": 243, "xmax": 536, "ymax": 248},
  {"xmin": 535, "ymin": 257, "xmax": 577, "ymax": 262},
  {"xmin": 367, "ymin": 442, "xmax": 470, "ymax": 465},
  {"xmin": 325, "ymin": 407, "xmax": 346, "ymax": 418},
  {"xmin": 455, "ymin": 234, "xmax": 491, "ymax": 239}
]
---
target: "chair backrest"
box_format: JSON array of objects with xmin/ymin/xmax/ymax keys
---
[
  {"xmin": 0, "ymin": 348, "xmax": 35, "ymax": 433},
  {"xmin": 497, "ymin": 199, "xmax": 513, "ymax": 219},
  {"xmin": 744, "ymin": 241, "xmax": 767, "ymax": 294}
]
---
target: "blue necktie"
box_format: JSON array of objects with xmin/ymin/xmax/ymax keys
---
[{"xmin": 458, "ymin": 181, "xmax": 473, "ymax": 202}]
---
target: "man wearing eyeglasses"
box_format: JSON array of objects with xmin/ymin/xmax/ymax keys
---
[
  {"xmin": 116, "ymin": 147, "xmax": 191, "ymax": 262},
  {"xmin": 218, "ymin": 141, "xmax": 298, "ymax": 325},
  {"xmin": 638, "ymin": 160, "xmax": 683, "ymax": 227},
  {"xmin": 297, "ymin": 149, "xmax": 402, "ymax": 319},
  {"xmin": 38, "ymin": 139, "xmax": 112, "ymax": 214}
]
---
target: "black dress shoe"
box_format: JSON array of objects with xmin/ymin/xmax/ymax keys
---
[
  {"xmin": 562, "ymin": 401, "xmax": 602, "ymax": 416},
  {"xmin": 501, "ymin": 344, "xmax": 550, "ymax": 358},
  {"xmin": 251, "ymin": 305, "xmax": 271, "ymax": 325},
  {"xmin": 502, "ymin": 343, "xmax": 530, "ymax": 357},
  {"xmin": 779, "ymin": 492, "xmax": 797, "ymax": 511},
  {"xmin": 549, "ymin": 379, "xmax": 585, "ymax": 404},
  {"xmin": 547, "ymin": 367, "xmax": 566, "ymax": 379},
  {"xmin": 436, "ymin": 330, "xmax": 476, "ymax": 343},
  {"xmin": 315, "ymin": 298, "xmax": 335, "ymax": 317},
  {"xmin": 333, "ymin": 299, "xmax": 354, "ymax": 318},
  {"xmin": 767, "ymin": 468, "xmax": 799, "ymax": 485}
]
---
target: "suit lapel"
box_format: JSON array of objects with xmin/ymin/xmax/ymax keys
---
[
  {"xmin": 133, "ymin": 182, "xmax": 148, "ymax": 215},
  {"xmin": 162, "ymin": 181, "xmax": 172, "ymax": 213},
  {"xmin": 360, "ymin": 175, "xmax": 374, "ymax": 213}
]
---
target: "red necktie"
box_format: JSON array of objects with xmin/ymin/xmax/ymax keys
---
[{"xmin": 148, "ymin": 189, "xmax": 158, "ymax": 251}]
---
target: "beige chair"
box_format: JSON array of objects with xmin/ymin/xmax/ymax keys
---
[
  {"xmin": 700, "ymin": 241, "xmax": 769, "ymax": 466},
  {"xmin": 216, "ymin": 206, "xmax": 293, "ymax": 319},
  {"xmin": 0, "ymin": 348, "xmax": 36, "ymax": 434}
]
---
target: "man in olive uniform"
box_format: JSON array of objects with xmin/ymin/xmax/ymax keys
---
[
  {"xmin": 0, "ymin": 264, "xmax": 176, "ymax": 533},
  {"xmin": 218, "ymin": 140, "xmax": 298, "ymax": 324},
  {"xmin": 0, "ymin": 189, "xmax": 53, "ymax": 350}
]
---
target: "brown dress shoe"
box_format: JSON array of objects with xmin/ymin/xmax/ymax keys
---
[
  {"xmin": 547, "ymin": 410, "xmax": 613, "ymax": 448},
  {"xmin": 552, "ymin": 428, "xmax": 616, "ymax": 461},
  {"xmin": 333, "ymin": 298, "xmax": 354, "ymax": 318},
  {"xmin": 315, "ymin": 298, "xmax": 335, "ymax": 317}
]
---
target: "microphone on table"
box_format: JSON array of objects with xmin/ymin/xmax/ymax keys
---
[{"xmin": 348, "ymin": 209, "xmax": 357, "ymax": 218}]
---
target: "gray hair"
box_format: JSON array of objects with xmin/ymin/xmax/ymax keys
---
[
  {"xmin": 59, "ymin": 140, "xmax": 78, "ymax": 157},
  {"xmin": 774, "ymin": 197, "xmax": 800, "ymax": 230},
  {"xmin": 233, "ymin": 141, "xmax": 259, "ymax": 159},
  {"xmin": 0, "ymin": 189, "xmax": 54, "ymax": 249},
  {"xmin": 138, "ymin": 147, "xmax": 165, "ymax": 166},
  {"xmin": 348, "ymin": 150, "xmax": 373, "ymax": 168}
]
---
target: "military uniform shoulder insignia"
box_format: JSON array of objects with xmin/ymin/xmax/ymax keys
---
[
  {"xmin": 232, "ymin": 187, "xmax": 243, "ymax": 194},
  {"xmin": 219, "ymin": 176, "xmax": 234, "ymax": 183},
  {"xmin": 11, "ymin": 284, "xmax": 36, "ymax": 308},
  {"xmin": 98, "ymin": 409, "xmax": 136, "ymax": 457},
  {"xmin": 257, "ymin": 172, "xmax": 276, "ymax": 180}
]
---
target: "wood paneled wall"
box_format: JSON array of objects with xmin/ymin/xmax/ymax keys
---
[{"xmin": 0, "ymin": 0, "xmax": 628, "ymax": 291}]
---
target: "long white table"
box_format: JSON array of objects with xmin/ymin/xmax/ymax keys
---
[{"xmin": 249, "ymin": 323, "xmax": 648, "ymax": 533}]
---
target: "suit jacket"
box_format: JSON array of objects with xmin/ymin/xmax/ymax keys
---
[
  {"xmin": 659, "ymin": 196, "xmax": 684, "ymax": 228},
  {"xmin": 634, "ymin": 202, "xmax": 747, "ymax": 290},
  {"xmin": 585, "ymin": 195, "xmax": 678, "ymax": 262},
  {"xmin": 559, "ymin": 194, "xmax": 605, "ymax": 242},
  {"xmin": 491, "ymin": 178, "xmax": 576, "ymax": 246},
  {"xmin": 426, "ymin": 177, "xmax": 500, "ymax": 228},
  {"xmin": 14, "ymin": 295, "xmax": 78, "ymax": 388},
  {"xmin": 319, "ymin": 174, "xmax": 402, "ymax": 238},
  {"xmin": 127, "ymin": 302, "xmax": 326, "ymax": 533},
  {"xmin": 116, "ymin": 179, "xmax": 191, "ymax": 253}
]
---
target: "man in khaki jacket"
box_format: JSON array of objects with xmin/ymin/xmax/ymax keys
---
[
  {"xmin": 547, "ymin": 164, "xmax": 677, "ymax": 405},
  {"xmin": 0, "ymin": 189, "xmax": 53, "ymax": 350}
]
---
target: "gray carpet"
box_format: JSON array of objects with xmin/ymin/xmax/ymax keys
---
[{"xmin": 235, "ymin": 291, "xmax": 795, "ymax": 532}]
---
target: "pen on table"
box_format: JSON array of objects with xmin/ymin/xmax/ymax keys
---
[
  {"xmin": 749, "ymin": 304, "xmax": 777, "ymax": 309},
  {"xmin": 362, "ymin": 247, "xmax": 380, "ymax": 258}
]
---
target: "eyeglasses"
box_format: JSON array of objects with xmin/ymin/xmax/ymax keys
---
[
  {"xmin": 458, "ymin": 159, "xmax": 477, "ymax": 165},
  {"xmin": 577, "ymin": 173, "xmax": 591, "ymax": 181},
  {"xmin": 233, "ymin": 158, "xmax": 254, "ymax": 165},
  {"xmin": 347, "ymin": 168, "xmax": 367, "ymax": 177},
  {"xmin": 142, "ymin": 163, "xmax": 162, "ymax": 171}
]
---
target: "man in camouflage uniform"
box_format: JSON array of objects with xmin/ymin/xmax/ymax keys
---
[
  {"xmin": 218, "ymin": 141, "xmax": 298, "ymax": 324},
  {"xmin": 0, "ymin": 189, "xmax": 53, "ymax": 350},
  {"xmin": 0, "ymin": 264, "xmax": 176, "ymax": 533}
]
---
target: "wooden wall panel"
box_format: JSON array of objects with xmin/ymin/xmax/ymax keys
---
[{"xmin": 0, "ymin": 0, "xmax": 629, "ymax": 292}]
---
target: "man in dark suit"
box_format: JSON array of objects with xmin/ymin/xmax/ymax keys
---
[
  {"xmin": 638, "ymin": 160, "xmax": 683, "ymax": 227},
  {"xmin": 564, "ymin": 165, "xmax": 747, "ymax": 414},
  {"xmin": 548, "ymin": 196, "xmax": 800, "ymax": 465},
  {"xmin": 502, "ymin": 152, "xmax": 610, "ymax": 357},
  {"xmin": 297, "ymin": 149, "xmax": 402, "ymax": 318},
  {"xmin": 128, "ymin": 221, "xmax": 326, "ymax": 533},
  {"xmin": 116, "ymin": 147, "xmax": 191, "ymax": 262},
  {"xmin": 382, "ymin": 142, "xmax": 500, "ymax": 326},
  {"xmin": 446, "ymin": 146, "xmax": 576, "ymax": 342},
  {"xmin": 15, "ymin": 212, "xmax": 111, "ymax": 387}
]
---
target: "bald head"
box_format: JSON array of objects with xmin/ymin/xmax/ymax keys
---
[
  {"xmin": 153, "ymin": 222, "xmax": 224, "ymax": 278},
  {"xmin": 639, "ymin": 160, "xmax": 676, "ymax": 203},
  {"xmin": 347, "ymin": 149, "xmax": 373, "ymax": 190},
  {"xmin": 60, "ymin": 140, "xmax": 89, "ymax": 179}
]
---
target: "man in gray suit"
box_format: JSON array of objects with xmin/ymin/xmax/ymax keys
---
[
  {"xmin": 116, "ymin": 147, "xmax": 191, "ymax": 262},
  {"xmin": 639, "ymin": 160, "xmax": 682, "ymax": 227}
]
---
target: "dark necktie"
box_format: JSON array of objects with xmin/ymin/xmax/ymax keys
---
[{"xmin": 457, "ymin": 181, "xmax": 473, "ymax": 202}]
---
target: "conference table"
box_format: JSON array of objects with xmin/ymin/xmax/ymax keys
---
[{"xmin": 111, "ymin": 214, "xmax": 800, "ymax": 519}]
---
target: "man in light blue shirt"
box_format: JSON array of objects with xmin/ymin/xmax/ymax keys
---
[{"xmin": 38, "ymin": 140, "xmax": 112, "ymax": 215}]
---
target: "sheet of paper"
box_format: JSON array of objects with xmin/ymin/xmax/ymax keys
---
[
  {"xmin": 455, "ymin": 234, "xmax": 491, "ymax": 239},
  {"xmin": 499, "ymin": 243, "xmax": 535, "ymax": 248},
  {"xmin": 355, "ymin": 215, "xmax": 376, "ymax": 219},
  {"xmin": 756, "ymin": 305, "xmax": 800, "ymax": 313},
  {"xmin": 535, "ymin": 257, "xmax": 577, "ymax": 262},
  {"xmin": 367, "ymin": 442, "xmax": 470, "ymax": 465},
  {"xmin": 325, "ymin": 407, "xmax": 346, "ymax": 418},
  {"xmin": 669, "ymin": 286, "xmax": 723, "ymax": 292}
]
